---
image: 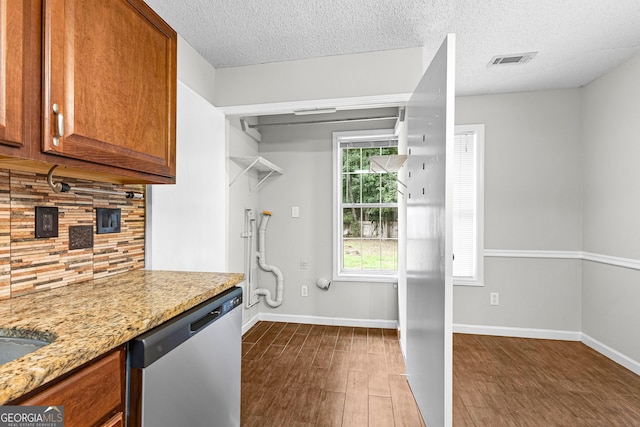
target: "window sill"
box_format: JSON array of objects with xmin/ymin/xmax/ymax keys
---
[
  {"xmin": 334, "ymin": 273, "xmax": 398, "ymax": 284},
  {"xmin": 453, "ymin": 279, "xmax": 484, "ymax": 287}
]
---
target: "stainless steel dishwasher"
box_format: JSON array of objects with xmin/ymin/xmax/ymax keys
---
[{"xmin": 128, "ymin": 286, "xmax": 242, "ymax": 427}]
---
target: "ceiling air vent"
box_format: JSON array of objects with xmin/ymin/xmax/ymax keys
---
[{"xmin": 488, "ymin": 52, "xmax": 537, "ymax": 67}]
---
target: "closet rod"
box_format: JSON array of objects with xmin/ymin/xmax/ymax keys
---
[{"xmin": 247, "ymin": 115, "xmax": 398, "ymax": 129}]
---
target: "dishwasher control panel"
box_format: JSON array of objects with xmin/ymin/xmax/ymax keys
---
[
  {"xmin": 223, "ymin": 295, "xmax": 242, "ymax": 313},
  {"xmin": 129, "ymin": 286, "xmax": 243, "ymax": 368}
]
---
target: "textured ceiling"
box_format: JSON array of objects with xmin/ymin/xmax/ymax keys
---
[{"xmin": 144, "ymin": 0, "xmax": 640, "ymax": 96}]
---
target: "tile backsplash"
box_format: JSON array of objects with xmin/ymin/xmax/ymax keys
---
[{"xmin": 0, "ymin": 169, "xmax": 145, "ymax": 300}]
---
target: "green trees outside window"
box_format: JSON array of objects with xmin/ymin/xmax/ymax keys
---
[{"xmin": 341, "ymin": 146, "xmax": 398, "ymax": 271}]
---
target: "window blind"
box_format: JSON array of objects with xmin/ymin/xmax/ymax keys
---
[{"xmin": 453, "ymin": 132, "xmax": 477, "ymax": 278}]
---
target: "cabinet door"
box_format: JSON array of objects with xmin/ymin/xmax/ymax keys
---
[
  {"xmin": 43, "ymin": 0, "xmax": 177, "ymax": 179},
  {"xmin": 20, "ymin": 348, "xmax": 125, "ymax": 427},
  {"xmin": 0, "ymin": 0, "xmax": 34, "ymax": 151},
  {"xmin": 101, "ymin": 412, "xmax": 124, "ymax": 427}
]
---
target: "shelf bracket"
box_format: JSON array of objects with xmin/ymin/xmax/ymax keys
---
[
  {"xmin": 228, "ymin": 157, "xmax": 261, "ymax": 187},
  {"xmin": 229, "ymin": 156, "xmax": 284, "ymax": 191}
]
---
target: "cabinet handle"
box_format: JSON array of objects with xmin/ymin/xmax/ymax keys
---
[{"xmin": 52, "ymin": 103, "xmax": 64, "ymax": 146}]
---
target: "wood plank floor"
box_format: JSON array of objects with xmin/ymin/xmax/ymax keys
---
[
  {"xmin": 454, "ymin": 333, "xmax": 640, "ymax": 426},
  {"xmin": 241, "ymin": 321, "xmax": 425, "ymax": 426},
  {"xmin": 243, "ymin": 323, "xmax": 640, "ymax": 426}
]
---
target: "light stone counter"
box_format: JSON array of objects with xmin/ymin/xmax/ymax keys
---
[{"xmin": 0, "ymin": 269, "xmax": 244, "ymax": 404}]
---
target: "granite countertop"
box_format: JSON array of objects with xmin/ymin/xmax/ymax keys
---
[{"xmin": 0, "ymin": 269, "xmax": 244, "ymax": 404}]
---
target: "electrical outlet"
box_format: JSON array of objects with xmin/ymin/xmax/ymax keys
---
[
  {"xmin": 490, "ymin": 292, "xmax": 500, "ymax": 306},
  {"xmin": 251, "ymin": 294, "xmax": 260, "ymax": 305},
  {"xmin": 300, "ymin": 257, "xmax": 309, "ymax": 269},
  {"xmin": 301, "ymin": 285, "xmax": 309, "ymax": 297},
  {"xmin": 291, "ymin": 206, "xmax": 300, "ymax": 218},
  {"xmin": 35, "ymin": 206, "xmax": 59, "ymax": 238}
]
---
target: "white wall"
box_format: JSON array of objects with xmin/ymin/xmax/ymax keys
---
[
  {"xmin": 215, "ymin": 47, "xmax": 424, "ymax": 106},
  {"xmin": 172, "ymin": 29, "xmax": 640, "ymax": 369},
  {"xmin": 397, "ymin": 119, "xmax": 408, "ymax": 353},
  {"xmin": 176, "ymin": 36, "xmax": 216, "ymax": 106},
  {"xmin": 453, "ymin": 90, "xmax": 583, "ymax": 333},
  {"xmin": 147, "ymin": 38, "xmax": 226, "ymax": 272},
  {"xmin": 146, "ymin": 82, "xmax": 227, "ymax": 272},
  {"xmin": 251, "ymin": 110, "xmax": 399, "ymax": 324},
  {"xmin": 215, "ymin": 46, "xmax": 426, "ymax": 329},
  {"xmin": 581, "ymin": 53, "xmax": 640, "ymax": 363},
  {"xmin": 226, "ymin": 118, "xmax": 262, "ymax": 325},
  {"xmin": 452, "ymin": 55, "xmax": 640, "ymax": 370}
]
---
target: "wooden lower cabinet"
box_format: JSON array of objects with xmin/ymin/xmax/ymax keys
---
[
  {"xmin": 18, "ymin": 347, "xmax": 126, "ymax": 427},
  {"xmin": 101, "ymin": 412, "xmax": 125, "ymax": 427}
]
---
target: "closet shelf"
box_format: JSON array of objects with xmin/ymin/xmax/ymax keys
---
[
  {"xmin": 369, "ymin": 155, "xmax": 408, "ymax": 173},
  {"xmin": 229, "ymin": 156, "xmax": 284, "ymax": 191},
  {"xmin": 369, "ymin": 155, "xmax": 408, "ymax": 191}
]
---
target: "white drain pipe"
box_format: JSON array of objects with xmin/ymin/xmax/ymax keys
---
[
  {"xmin": 243, "ymin": 209, "xmax": 258, "ymax": 308},
  {"xmin": 255, "ymin": 211, "xmax": 284, "ymax": 307}
]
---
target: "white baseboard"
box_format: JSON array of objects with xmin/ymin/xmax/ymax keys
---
[
  {"xmin": 581, "ymin": 333, "xmax": 640, "ymax": 376},
  {"xmin": 242, "ymin": 313, "xmax": 260, "ymax": 335},
  {"xmin": 242, "ymin": 315, "xmax": 640, "ymax": 375},
  {"xmin": 453, "ymin": 324, "xmax": 640, "ymax": 375},
  {"xmin": 242, "ymin": 312, "xmax": 397, "ymax": 333},
  {"xmin": 453, "ymin": 323, "xmax": 582, "ymax": 341}
]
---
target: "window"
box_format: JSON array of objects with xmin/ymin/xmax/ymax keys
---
[
  {"xmin": 333, "ymin": 130, "xmax": 398, "ymax": 282},
  {"xmin": 453, "ymin": 124, "xmax": 485, "ymax": 286}
]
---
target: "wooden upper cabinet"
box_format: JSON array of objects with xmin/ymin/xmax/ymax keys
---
[
  {"xmin": 42, "ymin": 0, "xmax": 177, "ymax": 179},
  {"xmin": 0, "ymin": 0, "xmax": 34, "ymax": 152}
]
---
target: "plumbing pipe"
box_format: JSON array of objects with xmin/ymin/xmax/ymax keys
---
[
  {"xmin": 243, "ymin": 209, "xmax": 258, "ymax": 308},
  {"xmin": 255, "ymin": 211, "xmax": 284, "ymax": 307}
]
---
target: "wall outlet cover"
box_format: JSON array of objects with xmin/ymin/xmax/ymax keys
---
[
  {"xmin": 96, "ymin": 208, "xmax": 121, "ymax": 234},
  {"xmin": 490, "ymin": 292, "xmax": 500, "ymax": 306},
  {"xmin": 69, "ymin": 225, "xmax": 93, "ymax": 250},
  {"xmin": 35, "ymin": 206, "xmax": 59, "ymax": 238}
]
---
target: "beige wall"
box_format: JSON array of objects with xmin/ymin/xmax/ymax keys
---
[
  {"xmin": 453, "ymin": 52, "xmax": 640, "ymax": 367},
  {"xmin": 453, "ymin": 89, "xmax": 584, "ymax": 332},
  {"xmin": 177, "ymin": 25, "xmax": 640, "ymax": 364},
  {"xmin": 457, "ymin": 90, "xmax": 584, "ymax": 251},
  {"xmin": 177, "ymin": 36, "xmax": 217, "ymax": 106},
  {"xmin": 252, "ymin": 111, "xmax": 399, "ymax": 322},
  {"xmin": 581, "ymin": 53, "xmax": 640, "ymax": 362},
  {"xmin": 215, "ymin": 47, "xmax": 424, "ymax": 106}
]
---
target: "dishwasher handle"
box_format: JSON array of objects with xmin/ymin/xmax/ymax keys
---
[
  {"xmin": 190, "ymin": 309, "xmax": 222, "ymax": 332},
  {"xmin": 129, "ymin": 287, "xmax": 243, "ymax": 368}
]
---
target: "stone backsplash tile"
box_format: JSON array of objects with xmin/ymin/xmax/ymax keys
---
[
  {"xmin": 1, "ymin": 169, "xmax": 145, "ymax": 299},
  {"xmin": 0, "ymin": 171, "xmax": 10, "ymax": 300}
]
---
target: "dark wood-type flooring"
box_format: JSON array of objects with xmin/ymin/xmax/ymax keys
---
[
  {"xmin": 241, "ymin": 321, "xmax": 425, "ymax": 426},
  {"xmin": 242, "ymin": 322, "xmax": 640, "ymax": 426},
  {"xmin": 454, "ymin": 333, "xmax": 640, "ymax": 426}
]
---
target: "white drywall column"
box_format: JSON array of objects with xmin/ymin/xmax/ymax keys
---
[{"xmin": 146, "ymin": 82, "xmax": 226, "ymax": 272}]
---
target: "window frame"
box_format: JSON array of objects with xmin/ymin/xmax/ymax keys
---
[
  {"xmin": 333, "ymin": 129, "xmax": 399, "ymax": 283},
  {"xmin": 453, "ymin": 124, "xmax": 485, "ymax": 287}
]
